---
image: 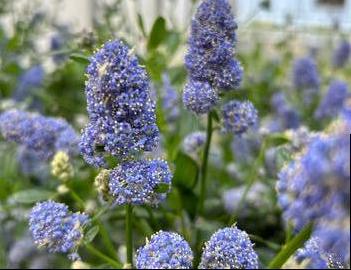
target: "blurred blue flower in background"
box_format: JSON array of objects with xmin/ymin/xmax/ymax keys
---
[
  {"xmin": 13, "ymin": 65, "xmax": 44, "ymax": 111},
  {"xmin": 271, "ymin": 92, "xmax": 300, "ymax": 130},
  {"xmin": 292, "ymin": 57, "xmax": 320, "ymax": 90},
  {"xmin": 221, "ymin": 100, "xmax": 258, "ymax": 135},
  {"xmin": 182, "ymin": 131, "xmax": 206, "ymax": 155},
  {"xmin": 161, "ymin": 73, "xmax": 180, "ymax": 128},
  {"xmin": 332, "ymin": 40, "xmax": 351, "ymax": 68},
  {"xmin": 277, "ymin": 112, "xmax": 350, "ymax": 261},
  {"xmin": 315, "ymin": 80, "xmax": 349, "ymax": 120},
  {"xmin": 0, "ymin": 109, "xmax": 79, "ymax": 160}
]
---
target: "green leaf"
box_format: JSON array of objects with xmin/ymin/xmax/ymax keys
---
[
  {"xmin": 84, "ymin": 225, "xmax": 100, "ymax": 244},
  {"xmin": 10, "ymin": 189, "xmax": 56, "ymax": 204},
  {"xmin": 268, "ymin": 223, "xmax": 313, "ymax": 269},
  {"xmin": 137, "ymin": 13, "xmax": 146, "ymax": 37},
  {"xmin": 165, "ymin": 31, "xmax": 181, "ymax": 54},
  {"xmin": 69, "ymin": 53, "xmax": 90, "ymax": 64},
  {"xmin": 154, "ymin": 183, "xmax": 170, "ymax": 193},
  {"xmin": 266, "ymin": 133, "xmax": 290, "ymax": 147},
  {"xmin": 147, "ymin": 17, "xmax": 167, "ymax": 51},
  {"xmin": 173, "ymin": 151, "xmax": 198, "ymax": 189},
  {"xmin": 275, "ymin": 146, "xmax": 293, "ymax": 170}
]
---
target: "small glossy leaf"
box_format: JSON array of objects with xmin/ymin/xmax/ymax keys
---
[
  {"xmin": 10, "ymin": 189, "xmax": 56, "ymax": 204},
  {"xmin": 147, "ymin": 17, "xmax": 167, "ymax": 51},
  {"xmin": 137, "ymin": 13, "xmax": 146, "ymax": 37},
  {"xmin": 69, "ymin": 53, "xmax": 90, "ymax": 64},
  {"xmin": 173, "ymin": 151, "xmax": 198, "ymax": 189}
]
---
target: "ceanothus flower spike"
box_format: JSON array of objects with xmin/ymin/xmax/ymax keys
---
[
  {"xmin": 80, "ymin": 40, "xmax": 159, "ymax": 167},
  {"xmin": 185, "ymin": 0, "xmax": 242, "ymax": 91},
  {"xmin": 315, "ymin": 80, "xmax": 349, "ymax": 120},
  {"xmin": 183, "ymin": 0, "xmax": 243, "ymax": 114}
]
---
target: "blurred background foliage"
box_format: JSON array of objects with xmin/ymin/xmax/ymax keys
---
[{"xmin": 0, "ymin": 0, "xmax": 350, "ymax": 268}]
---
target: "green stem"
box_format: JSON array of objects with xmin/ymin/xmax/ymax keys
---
[
  {"xmin": 194, "ymin": 112, "xmax": 214, "ymax": 267},
  {"xmin": 86, "ymin": 244, "xmax": 122, "ymax": 268},
  {"xmin": 268, "ymin": 223, "xmax": 313, "ymax": 269},
  {"xmin": 197, "ymin": 112, "xmax": 213, "ymax": 216},
  {"xmin": 126, "ymin": 204, "xmax": 133, "ymax": 267}
]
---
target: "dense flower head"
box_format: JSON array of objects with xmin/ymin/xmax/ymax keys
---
[
  {"xmin": 292, "ymin": 57, "xmax": 320, "ymax": 90},
  {"xmin": 183, "ymin": 0, "xmax": 243, "ymax": 114},
  {"xmin": 80, "ymin": 39, "xmax": 159, "ymax": 167},
  {"xmin": 332, "ymin": 40, "xmax": 351, "ymax": 68},
  {"xmin": 222, "ymin": 100, "xmax": 258, "ymax": 134},
  {"xmin": 315, "ymin": 80, "xmax": 349, "ymax": 120},
  {"xmin": 182, "ymin": 131, "xmax": 206, "ymax": 154},
  {"xmin": 295, "ymin": 237, "xmax": 345, "ymax": 269},
  {"xmin": 0, "ymin": 109, "xmax": 79, "ymax": 160},
  {"xmin": 136, "ymin": 231, "xmax": 193, "ymax": 269},
  {"xmin": 183, "ymin": 80, "xmax": 218, "ymax": 114},
  {"xmin": 271, "ymin": 92, "xmax": 300, "ymax": 130},
  {"xmin": 199, "ymin": 226, "xmax": 259, "ymax": 269},
  {"xmin": 108, "ymin": 159, "xmax": 172, "ymax": 206},
  {"xmin": 162, "ymin": 73, "xmax": 180, "ymax": 124},
  {"xmin": 185, "ymin": 0, "xmax": 242, "ymax": 91},
  {"xmin": 29, "ymin": 201, "xmax": 89, "ymax": 258},
  {"xmin": 277, "ymin": 113, "xmax": 350, "ymax": 260}
]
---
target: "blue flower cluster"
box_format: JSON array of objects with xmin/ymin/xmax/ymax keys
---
[
  {"xmin": 277, "ymin": 113, "xmax": 350, "ymax": 261},
  {"xmin": 29, "ymin": 201, "xmax": 89, "ymax": 259},
  {"xmin": 80, "ymin": 40, "xmax": 159, "ymax": 167},
  {"xmin": 0, "ymin": 109, "xmax": 79, "ymax": 160},
  {"xmin": 271, "ymin": 92, "xmax": 300, "ymax": 130},
  {"xmin": 17, "ymin": 146, "xmax": 49, "ymax": 180},
  {"xmin": 183, "ymin": 80, "xmax": 218, "ymax": 114},
  {"xmin": 183, "ymin": 131, "xmax": 206, "ymax": 154},
  {"xmin": 183, "ymin": 0, "xmax": 242, "ymax": 114},
  {"xmin": 199, "ymin": 226, "xmax": 259, "ymax": 269},
  {"xmin": 136, "ymin": 231, "xmax": 193, "ymax": 269},
  {"xmin": 315, "ymin": 80, "xmax": 349, "ymax": 120},
  {"xmin": 292, "ymin": 57, "xmax": 320, "ymax": 90},
  {"xmin": 162, "ymin": 73, "xmax": 180, "ymax": 126},
  {"xmin": 295, "ymin": 237, "xmax": 344, "ymax": 269},
  {"xmin": 109, "ymin": 159, "xmax": 172, "ymax": 206},
  {"xmin": 332, "ymin": 40, "xmax": 350, "ymax": 68},
  {"xmin": 221, "ymin": 100, "xmax": 258, "ymax": 135}
]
